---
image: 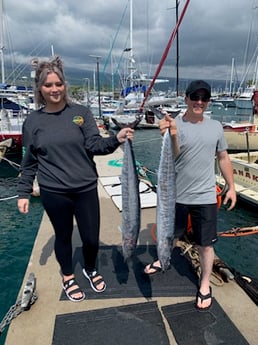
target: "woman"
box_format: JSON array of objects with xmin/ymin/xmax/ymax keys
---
[{"xmin": 17, "ymin": 56, "xmax": 134, "ymax": 302}]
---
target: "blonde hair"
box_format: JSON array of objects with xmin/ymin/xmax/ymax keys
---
[{"xmin": 31, "ymin": 56, "xmax": 71, "ymax": 108}]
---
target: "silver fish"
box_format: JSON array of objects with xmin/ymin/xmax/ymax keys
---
[
  {"xmin": 121, "ymin": 138, "xmax": 141, "ymax": 260},
  {"xmin": 156, "ymin": 129, "xmax": 176, "ymax": 271}
]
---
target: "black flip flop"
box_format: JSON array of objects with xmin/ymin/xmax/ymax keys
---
[
  {"xmin": 144, "ymin": 261, "xmax": 162, "ymax": 275},
  {"xmin": 195, "ymin": 286, "xmax": 213, "ymax": 311}
]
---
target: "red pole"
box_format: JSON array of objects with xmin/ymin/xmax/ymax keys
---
[{"xmin": 139, "ymin": 0, "xmax": 191, "ymax": 113}]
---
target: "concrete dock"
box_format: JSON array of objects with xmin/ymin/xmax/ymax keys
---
[{"xmin": 4, "ymin": 129, "xmax": 258, "ymax": 345}]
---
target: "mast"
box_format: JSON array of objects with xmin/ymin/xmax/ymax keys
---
[
  {"xmin": 51, "ymin": 44, "xmax": 55, "ymax": 57},
  {"xmin": 229, "ymin": 58, "xmax": 235, "ymax": 96},
  {"xmin": 139, "ymin": 0, "xmax": 190, "ymax": 112},
  {"xmin": 129, "ymin": 0, "xmax": 134, "ymax": 87},
  {"xmin": 176, "ymin": 0, "xmax": 179, "ymax": 96},
  {"xmin": 167, "ymin": 1, "xmax": 180, "ymax": 96},
  {"xmin": 0, "ymin": 0, "xmax": 5, "ymax": 84}
]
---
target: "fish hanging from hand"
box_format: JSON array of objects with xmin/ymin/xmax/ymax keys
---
[
  {"xmin": 121, "ymin": 137, "xmax": 141, "ymax": 260},
  {"xmin": 156, "ymin": 128, "xmax": 176, "ymax": 271}
]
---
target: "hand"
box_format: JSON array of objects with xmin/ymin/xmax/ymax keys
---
[
  {"xmin": 116, "ymin": 127, "xmax": 134, "ymax": 143},
  {"xmin": 18, "ymin": 199, "xmax": 30, "ymax": 214},
  {"xmin": 223, "ymin": 189, "xmax": 237, "ymax": 211},
  {"xmin": 159, "ymin": 113, "xmax": 177, "ymax": 136}
]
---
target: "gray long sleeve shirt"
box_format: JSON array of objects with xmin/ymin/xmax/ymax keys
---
[{"xmin": 18, "ymin": 103, "xmax": 120, "ymax": 198}]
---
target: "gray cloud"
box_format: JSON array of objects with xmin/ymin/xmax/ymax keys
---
[{"xmin": 3, "ymin": 0, "xmax": 258, "ymax": 85}]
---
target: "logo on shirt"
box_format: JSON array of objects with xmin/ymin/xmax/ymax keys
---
[{"xmin": 73, "ymin": 115, "xmax": 84, "ymax": 126}]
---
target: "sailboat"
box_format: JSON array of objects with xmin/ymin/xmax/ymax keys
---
[
  {"xmin": 109, "ymin": 0, "xmax": 189, "ymax": 130},
  {"xmin": 108, "ymin": 0, "xmax": 178, "ymax": 130},
  {"xmin": 0, "ymin": 0, "xmax": 33, "ymax": 155}
]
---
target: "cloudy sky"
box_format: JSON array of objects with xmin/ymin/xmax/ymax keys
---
[{"xmin": 3, "ymin": 0, "xmax": 258, "ymax": 86}]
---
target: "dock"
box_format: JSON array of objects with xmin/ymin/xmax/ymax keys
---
[{"xmin": 4, "ymin": 128, "xmax": 257, "ymax": 345}]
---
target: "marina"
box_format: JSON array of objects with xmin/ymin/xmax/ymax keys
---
[{"xmin": 0, "ymin": 1, "xmax": 258, "ymax": 344}]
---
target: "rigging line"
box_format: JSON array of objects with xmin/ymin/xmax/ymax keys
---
[
  {"xmin": 241, "ymin": 3, "xmax": 257, "ymax": 84},
  {"xmin": 239, "ymin": 44, "xmax": 258, "ymax": 89},
  {"xmin": 6, "ymin": 40, "xmax": 49, "ymax": 81},
  {"xmin": 0, "ymin": 195, "xmax": 18, "ymax": 201},
  {"xmin": 113, "ymin": 32, "xmax": 130, "ymax": 89},
  {"xmin": 100, "ymin": 1, "xmax": 129, "ymax": 83},
  {"xmin": 138, "ymin": 0, "xmax": 191, "ymax": 113},
  {"xmin": 0, "ymin": 156, "xmax": 20, "ymax": 170}
]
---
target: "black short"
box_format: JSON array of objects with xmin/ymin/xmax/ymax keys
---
[{"xmin": 175, "ymin": 203, "xmax": 218, "ymax": 246}]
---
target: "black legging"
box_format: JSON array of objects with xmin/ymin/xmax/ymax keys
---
[{"xmin": 40, "ymin": 188, "xmax": 100, "ymax": 275}]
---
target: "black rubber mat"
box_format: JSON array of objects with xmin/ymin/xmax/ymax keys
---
[
  {"xmin": 60, "ymin": 245, "xmax": 198, "ymax": 300},
  {"xmin": 52, "ymin": 301, "xmax": 170, "ymax": 345},
  {"xmin": 161, "ymin": 298, "xmax": 249, "ymax": 345}
]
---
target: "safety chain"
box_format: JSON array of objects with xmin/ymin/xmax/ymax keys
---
[{"xmin": 0, "ymin": 273, "xmax": 37, "ymax": 337}]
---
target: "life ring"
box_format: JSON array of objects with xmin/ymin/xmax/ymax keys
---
[{"xmin": 150, "ymin": 185, "xmax": 222, "ymax": 243}]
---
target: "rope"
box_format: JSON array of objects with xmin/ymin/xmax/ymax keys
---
[
  {"xmin": 150, "ymin": 225, "xmax": 225, "ymax": 286},
  {"xmin": 0, "ymin": 195, "xmax": 18, "ymax": 201},
  {"xmin": 176, "ymin": 240, "xmax": 225, "ymax": 287},
  {"xmin": 0, "ymin": 156, "xmax": 21, "ymax": 170},
  {"xmin": 100, "ymin": 1, "xmax": 129, "ymax": 83}
]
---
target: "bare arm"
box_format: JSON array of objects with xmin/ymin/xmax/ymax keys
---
[{"xmin": 217, "ymin": 150, "xmax": 237, "ymax": 210}]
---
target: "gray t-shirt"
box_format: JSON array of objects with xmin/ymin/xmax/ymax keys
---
[{"xmin": 175, "ymin": 114, "xmax": 227, "ymax": 204}]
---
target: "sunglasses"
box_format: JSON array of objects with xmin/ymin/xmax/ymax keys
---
[{"xmin": 189, "ymin": 93, "xmax": 210, "ymax": 102}]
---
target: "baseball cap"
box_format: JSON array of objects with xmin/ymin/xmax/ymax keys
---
[{"xmin": 185, "ymin": 80, "xmax": 211, "ymax": 98}]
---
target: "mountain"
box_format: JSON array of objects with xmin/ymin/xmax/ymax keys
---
[{"xmin": 3, "ymin": 63, "xmax": 230, "ymax": 94}]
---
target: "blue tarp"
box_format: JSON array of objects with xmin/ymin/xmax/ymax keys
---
[{"xmin": 121, "ymin": 84, "xmax": 147, "ymax": 97}]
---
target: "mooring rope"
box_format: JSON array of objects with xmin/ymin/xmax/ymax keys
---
[
  {"xmin": 0, "ymin": 156, "xmax": 20, "ymax": 170},
  {"xmin": 0, "ymin": 195, "xmax": 18, "ymax": 201}
]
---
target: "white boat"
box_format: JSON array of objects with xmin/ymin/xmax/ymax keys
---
[
  {"xmin": 212, "ymin": 89, "xmax": 258, "ymax": 152},
  {"xmin": 236, "ymin": 86, "xmax": 256, "ymax": 101},
  {"xmin": 0, "ymin": 0, "xmax": 34, "ymax": 155},
  {"xmin": 216, "ymin": 151, "xmax": 258, "ymax": 206},
  {"xmin": 224, "ymin": 131, "xmax": 258, "ymax": 152},
  {"xmin": 222, "ymin": 114, "xmax": 258, "ymax": 152},
  {"xmin": 108, "ymin": 112, "xmax": 159, "ymax": 130}
]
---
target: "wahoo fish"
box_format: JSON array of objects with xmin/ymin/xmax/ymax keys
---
[
  {"xmin": 156, "ymin": 129, "xmax": 176, "ymax": 271},
  {"xmin": 121, "ymin": 137, "xmax": 141, "ymax": 260}
]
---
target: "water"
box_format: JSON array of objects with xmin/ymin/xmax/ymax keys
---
[
  {"xmin": 0, "ymin": 159, "xmax": 44, "ymax": 344},
  {"xmin": 0, "ymin": 129, "xmax": 257, "ymax": 343}
]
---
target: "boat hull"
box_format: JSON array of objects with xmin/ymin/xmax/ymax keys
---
[
  {"xmin": 216, "ymin": 151, "xmax": 258, "ymax": 206},
  {"xmin": 224, "ymin": 131, "xmax": 258, "ymax": 152}
]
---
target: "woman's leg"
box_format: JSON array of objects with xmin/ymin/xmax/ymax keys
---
[
  {"xmin": 74, "ymin": 188, "xmax": 100, "ymax": 271},
  {"xmin": 74, "ymin": 188, "xmax": 105, "ymax": 292},
  {"xmin": 40, "ymin": 190, "xmax": 85, "ymax": 301},
  {"xmin": 40, "ymin": 190, "xmax": 74, "ymax": 275}
]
